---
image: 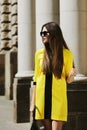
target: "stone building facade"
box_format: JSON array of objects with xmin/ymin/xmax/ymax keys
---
[{"xmin": 0, "ymin": 0, "xmax": 18, "ymax": 98}]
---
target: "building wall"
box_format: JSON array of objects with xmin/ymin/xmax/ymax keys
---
[
  {"xmin": 0, "ymin": 0, "xmax": 18, "ymax": 97},
  {"xmin": 0, "ymin": 0, "xmax": 18, "ymax": 50}
]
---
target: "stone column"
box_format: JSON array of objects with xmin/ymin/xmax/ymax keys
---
[
  {"xmin": 35, "ymin": 0, "xmax": 59, "ymax": 50},
  {"xmin": 16, "ymin": 0, "xmax": 34, "ymax": 75},
  {"xmin": 13, "ymin": 0, "xmax": 34, "ymax": 123},
  {"xmin": 60, "ymin": 0, "xmax": 87, "ymax": 75}
]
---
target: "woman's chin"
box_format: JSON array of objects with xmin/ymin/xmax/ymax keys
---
[{"xmin": 43, "ymin": 40, "xmax": 48, "ymax": 44}]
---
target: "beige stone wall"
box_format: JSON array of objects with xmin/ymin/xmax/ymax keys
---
[
  {"xmin": 0, "ymin": 0, "xmax": 18, "ymax": 50},
  {"xmin": 0, "ymin": 0, "xmax": 18, "ymax": 97},
  {"xmin": 11, "ymin": 0, "xmax": 18, "ymax": 47}
]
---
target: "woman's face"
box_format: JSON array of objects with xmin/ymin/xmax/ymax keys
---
[{"xmin": 40, "ymin": 27, "xmax": 49, "ymax": 44}]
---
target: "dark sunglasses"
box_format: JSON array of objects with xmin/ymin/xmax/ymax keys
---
[{"xmin": 40, "ymin": 31, "xmax": 49, "ymax": 37}]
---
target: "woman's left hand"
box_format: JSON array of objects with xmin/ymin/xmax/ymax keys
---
[
  {"xmin": 67, "ymin": 68, "xmax": 77, "ymax": 83},
  {"xmin": 69, "ymin": 68, "xmax": 77, "ymax": 77}
]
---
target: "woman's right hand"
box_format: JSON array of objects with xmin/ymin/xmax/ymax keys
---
[
  {"xmin": 30, "ymin": 104, "xmax": 35, "ymax": 112},
  {"xmin": 30, "ymin": 104, "xmax": 35, "ymax": 118}
]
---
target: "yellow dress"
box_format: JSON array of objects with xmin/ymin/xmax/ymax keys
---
[{"xmin": 33, "ymin": 48, "xmax": 74, "ymax": 121}]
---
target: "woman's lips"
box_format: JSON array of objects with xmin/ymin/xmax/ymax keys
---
[{"xmin": 42, "ymin": 37, "xmax": 46, "ymax": 42}]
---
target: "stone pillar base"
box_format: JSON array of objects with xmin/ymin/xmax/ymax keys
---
[
  {"xmin": 13, "ymin": 77, "xmax": 32, "ymax": 123},
  {"xmin": 0, "ymin": 51, "xmax": 6, "ymax": 95},
  {"xmin": 5, "ymin": 47, "xmax": 17, "ymax": 100},
  {"xmin": 62, "ymin": 80, "xmax": 87, "ymax": 130}
]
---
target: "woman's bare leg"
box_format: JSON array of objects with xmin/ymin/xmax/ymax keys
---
[
  {"xmin": 42, "ymin": 119, "xmax": 52, "ymax": 130},
  {"xmin": 52, "ymin": 120, "xmax": 63, "ymax": 130}
]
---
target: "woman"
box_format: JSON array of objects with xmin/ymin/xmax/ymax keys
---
[{"xmin": 30, "ymin": 22, "xmax": 77, "ymax": 130}]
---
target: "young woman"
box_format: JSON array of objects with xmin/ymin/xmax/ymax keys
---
[{"xmin": 30, "ymin": 22, "xmax": 77, "ymax": 130}]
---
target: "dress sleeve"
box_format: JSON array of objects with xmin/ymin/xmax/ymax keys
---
[
  {"xmin": 33, "ymin": 51, "xmax": 40, "ymax": 84},
  {"xmin": 65, "ymin": 51, "xmax": 74, "ymax": 77}
]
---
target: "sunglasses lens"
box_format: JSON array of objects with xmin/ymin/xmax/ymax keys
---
[
  {"xmin": 40, "ymin": 32, "xmax": 42, "ymax": 36},
  {"xmin": 40, "ymin": 31, "xmax": 48, "ymax": 36},
  {"xmin": 44, "ymin": 32, "xmax": 47, "ymax": 36}
]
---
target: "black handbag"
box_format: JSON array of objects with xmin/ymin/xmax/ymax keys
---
[
  {"xmin": 30, "ymin": 119, "xmax": 45, "ymax": 130},
  {"xmin": 30, "ymin": 107, "xmax": 45, "ymax": 130},
  {"xmin": 30, "ymin": 119, "xmax": 39, "ymax": 130}
]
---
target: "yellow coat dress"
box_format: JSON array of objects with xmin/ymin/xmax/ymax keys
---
[{"xmin": 33, "ymin": 48, "xmax": 74, "ymax": 121}]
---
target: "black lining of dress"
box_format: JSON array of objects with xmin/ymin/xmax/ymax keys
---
[{"xmin": 44, "ymin": 73, "xmax": 52, "ymax": 119}]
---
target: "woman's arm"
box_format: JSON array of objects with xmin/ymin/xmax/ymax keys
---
[
  {"xmin": 30, "ymin": 85, "xmax": 36, "ymax": 112},
  {"xmin": 66, "ymin": 68, "xmax": 77, "ymax": 83}
]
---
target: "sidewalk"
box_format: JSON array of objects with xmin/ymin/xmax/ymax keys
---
[{"xmin": 0, "ymin": 96, "xmax": 31, "ymax": 130}]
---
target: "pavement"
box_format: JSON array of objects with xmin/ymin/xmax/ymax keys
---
[{"xmin": 0, "ymin": 96, "xmax": 32, "ymax": 130}]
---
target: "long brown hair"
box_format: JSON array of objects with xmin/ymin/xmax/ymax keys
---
[{"xmin": 42, "ymin": 22, "xmax": 69, "ymax": 78}]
